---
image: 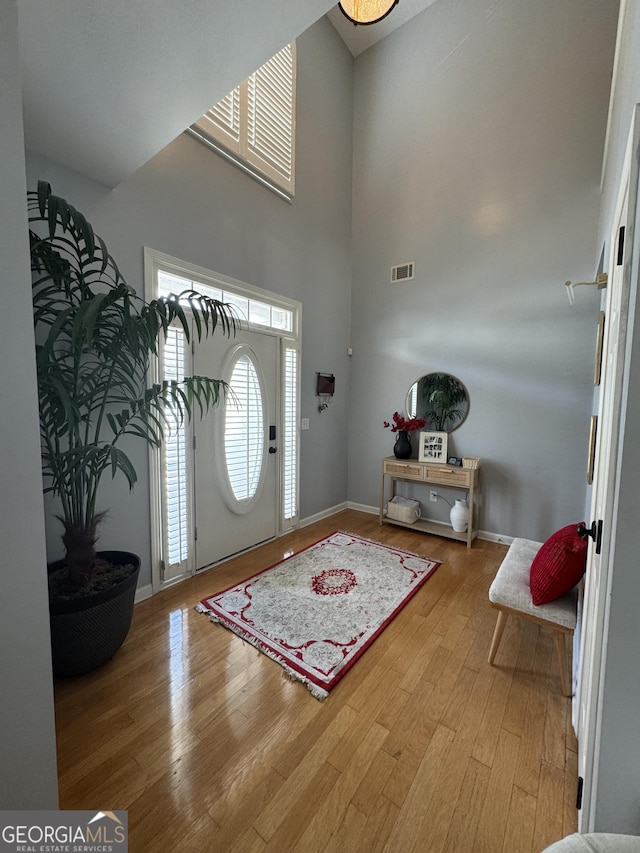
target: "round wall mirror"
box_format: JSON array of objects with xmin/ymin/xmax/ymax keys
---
[{"xmin": 406, "ymin": 373, "xmax": 469, "ymax": 432}]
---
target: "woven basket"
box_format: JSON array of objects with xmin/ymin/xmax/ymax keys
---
[
  {"xmin": 462, "ymin": 456, "xmax": 480, "ymax": 469},
  {"xmin": 386, "ymin": 496, "xmax": 421, "ymax": 523}
]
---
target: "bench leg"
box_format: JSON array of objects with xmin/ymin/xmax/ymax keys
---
[
  {"xmin": 554, "ymin": 631, "xmax": 572, "ymax": 697},
  {"xmin": 488, "ymin": 610, "xmax": 508, "ymax": 665}
]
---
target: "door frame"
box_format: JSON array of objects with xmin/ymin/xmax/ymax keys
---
[
  {"xmin": 144, "ymin": 247, "xmax": 301, "ymax": 593},
  {"xmin": 576, "ymin": 105, "xmax": 640, "ymax": 831}
]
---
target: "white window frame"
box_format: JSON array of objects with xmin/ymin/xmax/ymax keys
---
[
  {"xmin": 188, "ymin": 42, "xmax": 296, "ymax": 200},
  {"xmin": 144, "ymin": 247, "xmax": 301, "ymax": 593}
]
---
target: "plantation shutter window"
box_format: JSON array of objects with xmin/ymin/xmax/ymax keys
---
[
  {"xmin": 283, "ymin": 346, "xmax": 298, "ymax": 521},
  {"xmin": 247, "ymin": 45, "xmax": 295, "ymax": 189},
  {"xmin": 190, "ymin": 43, "xmax": 296, "ymax": 197},
  {"xmin": 199, "ymin": 88, "xmax": 241, "ymax": 147},
  {"xmin": 161, "ymin": 327, "xmax": 191, "ymax": 577}
]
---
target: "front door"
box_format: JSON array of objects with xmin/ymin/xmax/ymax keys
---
[{"xmin": 194, "ymin": 327, "xmax": 279, "ymax": 568}]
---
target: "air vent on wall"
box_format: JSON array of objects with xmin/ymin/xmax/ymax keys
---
[{"xmin": 391, "ymin": 261, "xmax": 415, "ymax": 283}]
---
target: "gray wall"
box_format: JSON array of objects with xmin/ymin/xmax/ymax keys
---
[
  {"xmin": 0, "ymin": 0, "xmax": 58, "ymax": 808},
  {"xmin": 589, "ymin": 0, "xmax": 640, "ymax": 833},
  {"xmin": 347, "ymin": 0, "xmax": 618, "ymax": 540},
  {"xmin": 27, "ymin": 17, "xmax": 354, "ymax": 586}
]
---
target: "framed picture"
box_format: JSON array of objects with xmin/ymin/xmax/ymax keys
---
[
  {"xmin": 418, "ymin": 431, "xmax": 448, "ymax": 463},
  {"xmin": 594, "ymin": 310, "xmax": 605, "ymax": 386}
]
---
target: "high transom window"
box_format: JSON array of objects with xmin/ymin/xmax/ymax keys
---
[{"xmin": 189, "ymin": 43, "xmax": 296, "ymax": 199}]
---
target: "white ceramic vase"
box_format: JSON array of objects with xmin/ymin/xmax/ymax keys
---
[{"xmin": 450, "ymin": 499, "xmax": 469, "ymax": 533}]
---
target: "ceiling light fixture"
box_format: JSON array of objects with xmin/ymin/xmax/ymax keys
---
[{"xmin": 338, "ymin": 0, "xmax": 399, "ymax": 26}]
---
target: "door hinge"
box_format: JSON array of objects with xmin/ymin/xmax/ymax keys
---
[
  {"xmin": 160, "ymin": 559, "xmax": 166, "ymax": 580},
  {"xmin": 192, "ymin": 339, "xmax": 196, "ymax": 356},
  {"xmin": 194, "ymin": 527, "xmax": 198, "ymax": 541},
  {"xmin": 617, "ymin": 225, "xmax": 625, "ymax": 266},
  {"xmin": 193, "ymin": 434, "xmax": 197, "ymax": 450},
  {"xmin": 576, "ymin": 776, "xmax": 584, "ymax": 810}
]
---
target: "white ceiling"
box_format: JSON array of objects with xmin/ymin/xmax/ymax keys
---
[{"xmin": 327, "ymin": 0, "xmax": 440, "ymax": 56}]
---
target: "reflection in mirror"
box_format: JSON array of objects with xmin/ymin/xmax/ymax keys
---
[{"xmin": 406, "ymin": 373, "xmax": 469, "ymax": 432}]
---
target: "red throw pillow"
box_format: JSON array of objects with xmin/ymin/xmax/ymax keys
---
[{"xmin": 529, "ymin": 523, "xmax": 588, "ymax": 605}]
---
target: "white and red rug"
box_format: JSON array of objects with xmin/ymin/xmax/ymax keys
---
[{"xmin": 196, "ymin": 531, "xmax": 441, "ymax": 700}]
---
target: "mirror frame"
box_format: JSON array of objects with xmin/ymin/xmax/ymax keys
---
[{"xmin": 406, "ymin": 372, "xmax": 469, "ymax": 433}]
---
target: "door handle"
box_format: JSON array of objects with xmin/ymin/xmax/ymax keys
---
[
  {"xmin": 269, "ymin": 446, "xmax": 277, "ymax": 454},
  {"xmin": 577, "ymin": 520, "xmax": 603, "ymax": 555}
]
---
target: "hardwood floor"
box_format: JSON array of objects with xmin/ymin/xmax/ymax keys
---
[{"xmin": 54, "ymin": 510, "xmax": 578, "ymax": 852}]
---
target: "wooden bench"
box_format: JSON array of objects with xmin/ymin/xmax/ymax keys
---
[{"xmin": 488, "ymin": 538, "xmax": 578, "ymax": 696}]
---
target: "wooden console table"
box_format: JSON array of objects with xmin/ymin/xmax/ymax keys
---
[{"xmin": 379, "ymin": 457, "xmax": 480, "ymax": 548}]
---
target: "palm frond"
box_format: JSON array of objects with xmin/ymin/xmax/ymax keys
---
[{"xmin": 29, "ymin": 180, "xmax": 235, "ymax": 535}]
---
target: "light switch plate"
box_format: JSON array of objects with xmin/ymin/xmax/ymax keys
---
[{"xmin": 301, "ymin": 418, "xmax": 310, "ymax": 431}]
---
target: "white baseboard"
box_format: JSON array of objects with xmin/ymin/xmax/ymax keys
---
[
  {"xmin": 347, "ymin": 501, "xmax": 378, "ymax": 515},
  {"xmin": 299, "ymin": 501, "xmax": 380, "ymax": 527},
  {"xmin": 135, "ymin": 583, "xmax": 153, "ymax": 603},
  {"xmin": 477, "ymin": 530, "xmax": 514, "ymax": 545},
  {"xmin": 299, "ymin": 502, "xmax": 348, "ymax": 528}
]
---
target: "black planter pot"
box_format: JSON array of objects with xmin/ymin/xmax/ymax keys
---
[{"xmin": 48, "ymin": 550, "xmax": 140, "ymax": 677}]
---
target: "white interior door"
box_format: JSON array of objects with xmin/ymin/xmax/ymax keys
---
[
  {"xmin": 576, "ymin": 110, "xmax": 639, "ymax": 830},
  {"xmin": 194, "ymin": 327, "xmax": 279, "ymax": 568}
]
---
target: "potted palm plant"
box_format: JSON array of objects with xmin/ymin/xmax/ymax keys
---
[{"xmin": 29, "ymin": 181, "xmax": 237, "ymax": 676}]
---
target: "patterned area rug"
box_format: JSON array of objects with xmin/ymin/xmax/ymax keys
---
[{"xmin": 196, "ymin": 531, "xmax": 441, "ymax": 700}]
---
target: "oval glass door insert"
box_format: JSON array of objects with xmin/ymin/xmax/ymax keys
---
[{"xmin": 224, "ymin": 351, "xmax": 264, "ymax": 504}]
